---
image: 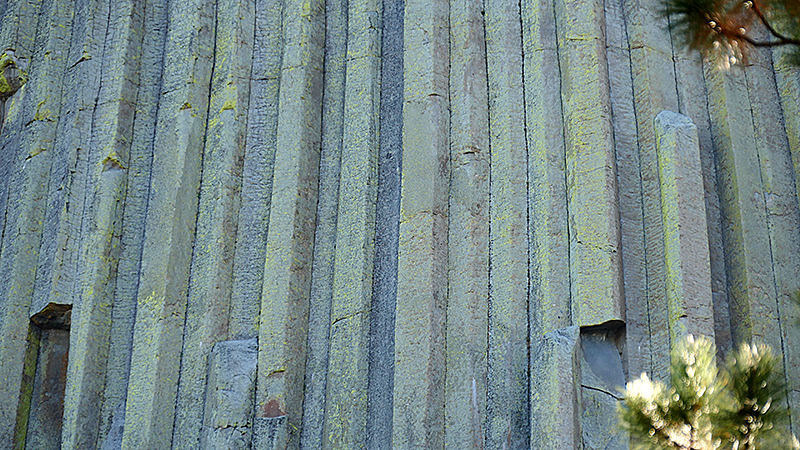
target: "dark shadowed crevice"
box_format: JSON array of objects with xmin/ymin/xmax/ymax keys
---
[{"xmin": 366, "ymin": 0, "xmax": 403, "ymax": 447}]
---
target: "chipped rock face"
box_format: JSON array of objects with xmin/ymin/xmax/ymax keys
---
[{"xmin": 0, "ymin": 50, "xmax": 27, "ymax": 101}]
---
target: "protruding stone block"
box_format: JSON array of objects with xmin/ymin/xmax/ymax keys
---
[
  {"xmin": 199, "ymin": 338, "xmax": 257, "ymax": 450},
  {"xmin": 654, "ymin": 110, "xmax": 715, "ymax": 344}
]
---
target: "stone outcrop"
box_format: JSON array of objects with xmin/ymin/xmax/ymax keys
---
[{"xmin": 1, "ymin": 0, "xmax": 799, "ymax": 448}]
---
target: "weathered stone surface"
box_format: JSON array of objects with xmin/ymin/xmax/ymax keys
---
[
  {"xmin": 2, "ymin": 0, "xmax": 800, "ymax": 447},
  {"xmin": 555, "ymin": 0, "xmax": 625, "ymax": 327},
  {"xmin": 367, "ymin": 0, "xmax": 404, "ymax": 445},
  {"xmin": 228, "ymin": 0, "xmax": 282, "ymax": 342},
  {"xmin": 742, "ymin": 50, "xmax": 800, "ymax": 434},
  {"xmin": 523, "ymin": 0, "xmax": 570, "ymax": 336},
  {"xmin": 321, "ymin": 0, "xmax": 383, "ymax": 447},
  {"xmin": 98, "ymin": 0, "xmax": 167, "ymax": 441},
  {"xmin": 654, "ymin": 110, "xmax": 715, "ymax": 343},
  {"xmin": 393, "ymin": 0, "xmax": 449, "ymax": 447},
  {"xmin": 253, "ymin": 0, "xmax": 326, "ymax": 447},
  {"xmin": 171, "ymin": 0, "xmax": 254, "ymax": 445},
  {"xmin": 531, "ymin": 326, "xmax": 581, "ymax": 450},
  {"xmin": 120, "ymin": 0, "xmax": 216, "ymax": 445},
  {"xmin": 0, "ymin": 0, "xmax": 73, "ymax": 443},
  {"xmin": 199, "ymin": 338, "xmax": 257, "ymax": 450},
  {"xmin": 445, "ymin": 0, "xmax": 489, "ymax": 447},
  {"xmin": 485, "ymin": 0, "xmax": 530, "ymax": 447},
  {"xmin": 298, "ymin": 0, "xmax": 346, "ymax": 446}
]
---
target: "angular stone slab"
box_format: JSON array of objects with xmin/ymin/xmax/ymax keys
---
[
  {"xmin": 654, "ymin": 110, "xmax": 715, "ymax": 344},
  {"xmin": 199, "ymin": 338, "xmax": 257, "ymax": 450}
]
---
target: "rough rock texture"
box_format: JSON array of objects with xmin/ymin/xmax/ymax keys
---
[
  {"xmin": 1, "ymin": 0, "xmax": 800, "ymax": 448},
  {"xmin": 199, "ymin": 338, "xmax": 257, "ymax": 450}
]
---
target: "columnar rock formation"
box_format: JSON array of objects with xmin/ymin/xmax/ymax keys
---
[{"xmin": 0, "ymin": 0, "xmax": 799, "ymax": 448}]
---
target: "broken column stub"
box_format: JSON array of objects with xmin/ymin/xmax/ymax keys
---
[
  {"xmin": 580, "ymin": 322, "xmax": 627, "ymax": 450},
  {"xmin": 200, "ymin": 338, "xmax": 257, "ymax": 450},
  {"xmin": 530, "ymin": 326, "xmax": 581, "ymax": 450},
  {"xmin": 654, "ymin": 110, "xmax": 715, "ymax": 345}
]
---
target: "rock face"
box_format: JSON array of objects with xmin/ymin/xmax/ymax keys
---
[{"xmin": 0, "ymin": 0, "xmax": 799, "ymax": 448}]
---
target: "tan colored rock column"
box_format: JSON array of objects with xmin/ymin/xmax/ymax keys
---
[
  {"xmin": 0, "ymin": 0, "xmax": 73, "ymax": 444},
  {"xmin": 120, "ymin": 0, "xmax": 216, "ymax": 445},
  {"xmin": 321, "ymin": 0, "xmax": 382, "ymax": 446},
  {"xmin": 446, "ymin": 0, "xmax": 489, "ymax": 447},
  {"xmin": 555, "ymin": 0, "xmax": 624, "ymax": 326},
  {"xmin": 623, "ymin": 0, "xmax": 681, "ymax": 380},
  {"xmin": 392, "ymin": 0, "xmax": 449, "ymax": 447},
  {"xmin": 251, "ymin": 0, "xmax": 325, "ymax": 446},
  {"xmin": 171, "ymin": 0, "xmax": 254, "ymax": 447},
  {"xmin": 654, "ymin": 111, "xmax": 715, "ymax": 343},
  {"xmin": 485, "ymin": 0, "xmax": 530, "ymax": 447},
  {"xmin": 604, "ymin": 0, "xmax": 653, "ymax": 378}
]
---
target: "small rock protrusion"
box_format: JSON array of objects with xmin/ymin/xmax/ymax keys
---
[{"xmin": 0, "ymin": 49, "xmax": 28, "ymax": 102}]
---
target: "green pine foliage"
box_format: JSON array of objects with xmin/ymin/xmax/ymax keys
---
[
  {"xmin": 619, "ymin": 335, "xmax": 799, "ymax": 450},
  {"xmin": 662, "ymin": 0, "xmax": 800, "ymax": 67}
]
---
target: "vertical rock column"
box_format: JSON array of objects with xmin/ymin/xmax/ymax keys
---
[
  {"xmin": 485, "ymin": 0, "xmax": 530, "ymax": 447},
  {"xmin": 774, "ymin": 50, "xmax": 800, "ymax": 208},
  {"xmin": 99, "ymin": 0, "xmax": 168, "ymax": 441},
  {"xmin": 299, "ymin": 0, "xmax": 346, "ymax": 446},
  {"xmin": 704, "ymin": 66, "xmax": 786, "ymax": 386},
  {"xmin": 228, "ymin": 0, "xmax": 284, "ymax": 341},
  {"xmin": 251, "ymin": 0, "xmax": 325, "ymax": 446},
  {"xmin": 446, "ymin": 0, "xmax": 489, "ymax": 447},
  {"xmin": 321, "ymin": 0, "xmax": 382, "ymax": 446},
  {"xmin": 523, "ymin": 0, "xmax": 570, "ymax": 337},
  {"xmin": 604, "ymin": 0, "xmax": 652, "ymax": 378},
  {"xmin": 0, "ymin": 0, "xmax": 41, "ymax": 230},
  {"xmin": 392, "ymin": 0, "xmax": 449, "ymax": 446},
  {"xmin": 654, "ymin": 111, "xmax": 715, "ymax": 343},
  {"xmin": 530, "ymin": 326, "xmax": 581, "ymax": 449},
  {"xmin": 0, "ymin": 0, "xmax": 74, "ymax": 443},
  {"xmin": 367, "ymin": 0, "xmax": 404, "ymax": 444},
  {"xmin": 120, "ymin": 0, "xmax": 216, "ymax": 445},
  {"xmin": 622, "ymin": 0, "xmax": 679, "ymax": 378},
  {"xmin": 555, "ymin": 0, "xmax": 624, "ymax": 326},
  {"xmin": 60, "ymin": 0, "xmax": 145, "ymax": 446},
  {"xmin": 742, "ymin": 50, "xmax": 800, "ymax": 433},
  {"xmin": 172, "ymin": 0, "xmax": 255, "ymax": 446}
]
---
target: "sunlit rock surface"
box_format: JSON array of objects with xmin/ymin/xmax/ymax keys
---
[{"xmin": 1, "ymin": 0, "xmax": 799, "ymax": 448}]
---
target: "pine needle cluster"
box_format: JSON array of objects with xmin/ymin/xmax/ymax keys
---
[
  {"xmin": 662, "ymin": 0, "xmax": 800, "ymax": 67},
  {"xmin": 619, "ymin": 335, "xmax": 799, "ymax": 450}
]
